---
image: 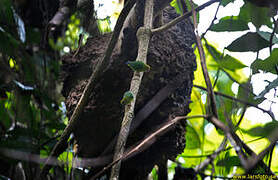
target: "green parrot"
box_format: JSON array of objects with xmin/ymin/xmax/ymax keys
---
[
  {"xmin": 126, "ymin": 61, "xmax": 150, "ymax": 72},
  {"xmin": 120, "ymin": 91, "xmax": 134, "ymax": 105}
]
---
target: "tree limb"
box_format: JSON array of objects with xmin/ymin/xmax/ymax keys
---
[
  {"xmin": 109, "ymin": 0, "xmax": 154, "ymax": 179},
  {"xmin": 93, "ymin": 115, "xmax": 207, "ymax": 180},
  {"xmin": 40, "ymin": 0, "xmax": 136, "ymax": 177},
  {"xmin": 193, "ymin": 85, "xmax": 275, "ymax": 119},
  {"xmin": 151, "ymin": 0, "xmax": 220, "ymax": 34},
  {"xmin": 190, "ymin": 0, "xmax": 218, "ymax": 119}
]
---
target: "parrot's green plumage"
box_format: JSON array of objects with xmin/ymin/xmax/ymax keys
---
[
  {"xmin": 126, "ymin": 61, "xmax": 150, "ymax": 72},
  {"xmin": 120, "ymin": 91, "xmax": 134, "ymax": 105}
]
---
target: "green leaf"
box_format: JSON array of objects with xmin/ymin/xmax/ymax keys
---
[
  {"xmin": 217, "ymin": 156, "xmax": 241, "ymax": 167},
  {"xmin": 211, "ymin": 16, "xmax": 249, "ymax": 32},
  {"xmin": 217, "ymin": 154, "xmax": 241, "ymax": 173},
  {"xmin": 251, "ymin": 48, "xmax": 278, "ymax": 74},
  {"xmin": 185, "ymin": 125, "xmax": 201, "ymax": 149},
  {"xmin": 237, "ymin": 81, "xmax": 265, "ymax": 105},
  {"xmin": 242, "ymin": 121, "xmax": 278, "ymax": 137},
  {"xmin": 257, "ymin": 31, "xmax": 278, "ymax": 44},
  {"xmin": 0, "ymin": 100, "xmax": 12, "ymax": 129},
  {"xmin": 226, "ymin": 32, "xmax": 269, "ymax": 52},
  {"xmin": 170, "ymin": 0, "xmax": 199, "ymax": 23},
  {"xmin": 221, "ymin": 0, "xmax": 236, "ymax": 7},
  {"xmin": 151, "ymin": 167, "xmax": 158, "ymax": 180},
  {"xmin": 221, "ymin": 55, "xmax": 247, "ymax": 70},
  {"xmin": 239, "ymin": 1, "xmax": 271, "ymax": 28},
  {"xmin": 205, "ymin": 43, "xmax": 222, "ymax": 61},
  {"xmin": 206, "ymin": 43, "xmax": 247, "ymax": 70},
  {"xmin": 170, "ymin": 0, "xmax": 182, "ymax": 14},
  {"xmin": 256, "ymin": 78, "xmax": 278, "ymax": 99}
]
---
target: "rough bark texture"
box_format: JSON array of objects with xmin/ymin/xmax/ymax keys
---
[{"xmin": 62, "ymin": 6, "xmax": 196, "ymax": 180}]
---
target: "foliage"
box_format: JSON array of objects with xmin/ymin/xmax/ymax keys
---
[{"xmin": 178, "ymin": 0, "xmax": 278, "ymax": 179}]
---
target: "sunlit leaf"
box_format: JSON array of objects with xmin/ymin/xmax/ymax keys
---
[
  {"xmin": 58, "ymin": 151, "xmax": 73, "ymax": 170},
  {"xmin": 97, "ymin": 18, "xmax": 112, "ymax": 33},
  {"xmin": 186, "ymin": 125, "xmax": 201, "ymax": 149},
  {"xmin": 206, "ymin": 43, "xmax": 247, "ymax": 70},
  {"xmin": 211, "ymin": 16, "xmax": 249, "ymax": 32},
  {"xmin": 251, "ymin": 48, "xmax": 278, "ymax": 74},
  {"xmin": 226, "ymin": 32, "xmax": 269, "ymax": 52},
  {"xmin": 216, "ymin": 153, "xmax": 241, "ymax": 173},
  {"xmin": 222, "ymin": 55, "xmax": 247, "ymax": 70},
  {"xmin": 170, "ymin": 0, "xmax": 199, "ymax": 22},
  {"xmin": 170, "ymin": 0, "xmax": 182, "ymax": 14},
  {"xmin": 151, "ymin": 167, "xmax": 158, "ymax": 180},
  {"xmin": 242, "ymin": 121, "xmax": 278, "ymax": 137}
]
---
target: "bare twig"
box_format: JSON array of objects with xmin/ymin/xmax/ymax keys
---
[
  {"xmin": 92, "ymin": 115, "xmax": 207, "ymax": 180},
  {"xmin": 195, "ymin": 137, "xmax": 227, "ymax": 172},
  {"xmin": 267, "ymin": 144, "xmax": 275, "ymax": 174},
  {"xmin": 40, "ymin": 0, "xmax": 136, "ymax": 176},
  {"xmin": 269, "ymin": 17, "xmax": 278, "ymax": 54},
  {"xmin": 246, "ymin": 126, "xmax": 278, "ymax": 173},
  {"xmin": 208, "ymin": 116, "xmax": 275, "ymax": 174},
  {"xmin": 151, "ymin": 0, "xmax": 220, "ymax": 34},
  {"xmin": 201, "ymin": 1, "xmax": 221, "ymax": 38},
  {"xmin": 48, "ymin": 0, "xmax": 76, "ymax": 29},
  {"xmin": 73, "ymin": 0, "xmax": 95, "ymax": 57},
  {"xmin": 193, "ymin": 85, "xmax": 275, "ymax": 119},
  {"xmin": 195, "ymin": 103, "xmax": 246, "ymax": 172},
  {"xmin": 209, "ymin": 117, "xmax": 249, "ymax": 169},
  {"xmin": 109, "ymin": 0, "xmax": 154, "ymax": 179},
  {"xmin": 190, "ymin": 0, "xmax": 218, "ymax": 119}
]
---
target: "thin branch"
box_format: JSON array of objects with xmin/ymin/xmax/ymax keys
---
[
  {"xmin": 48, "ymin": 0, "xmax": 76, "ymax": 29},
  {"xmin": 267, "ymin": 144, "xmax": 275, "ymax": 174},
  {"xmin": 195, "ymin": 137, "xmax": 227, "ymax": 172},
  {"xmin": 209, "ymin": 117, "xmax": 249, "ymax": 169},
  {"xmin": 73, "ymin": 0, "xmax": 94, "ymax": 57},
  {"xmin": 109, "ymin": 0, "xmax": 154, "ymax": 179},
  {"xmin": 235, "ymin": 105, "xmax": 247, "ymax": 128},
  {"xmin": 215, "ymin": 119, "xmax": 275, "ymax": 174},
  {"xmin": 40, "ymin": 0, "xmax": 136, "ymax": 177},
  {"xmin": 80, "ymin": 136, "xmax": 266, "ymax": 169},
  {"xmin": 201, "ymin": 1, "xmax": 221, "ymax": 38},
  {"xmin": 193, "ymin": 85, "xmax": 275, "ymax": 119},
  {"xmin": 195, "ymin": 102, "xmax": 246, "ymax": 172},
  {"xmin": 190, "ymin": 0, "xmax": 218, "ymax": 119},
  {"xmin": 269, "ymin": 17, "xmax": 278, "ymax": 54},
  {"xmin": 92, "ymin": 115, "xmax": 207, "ymax": 180},
  {"xmin": 151, "ymin": 0, "xmax": 220, "ymax": 34},
  {"xmin": 246, "ymin": 126, "xmax": 278, "ymax": 172}
]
